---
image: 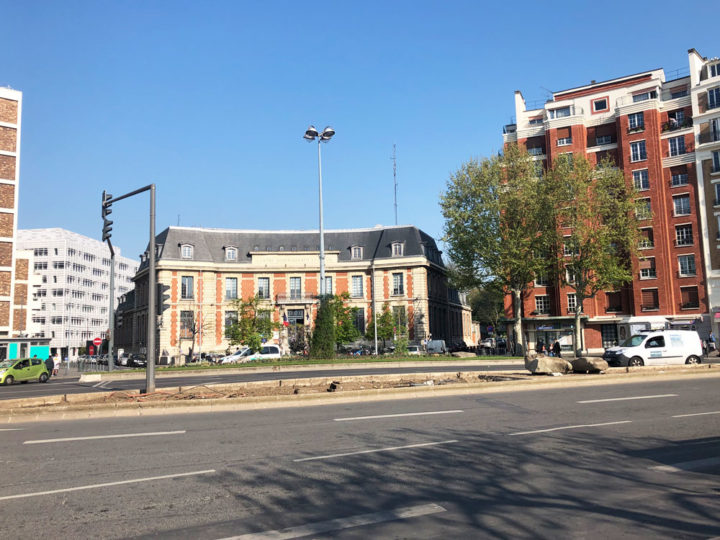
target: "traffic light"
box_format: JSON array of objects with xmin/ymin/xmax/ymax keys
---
[
  {"xmin": 158, "ymin": 283, "xmax": 171, "ymax": 315},
  {"xmin": 101, "ymin": 190, "xmax": 113, "ymax": 242}
]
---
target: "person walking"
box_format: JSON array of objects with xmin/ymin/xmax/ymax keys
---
[
  {"xmin": 45, "ymin": 355, "xmax": 54, "ymax": 377},
  {"xmin": 552, "ymin": 340, "xmax": 562, "ymax": 358},
  {"xmin": 52, "ymin": 352, "xmax": 60, "ymax": 376}
]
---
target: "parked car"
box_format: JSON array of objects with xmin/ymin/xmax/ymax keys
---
[
  {"xmin": 129, "ymin": 354, "xmax": 147, "ymax": 368},
  {"xmin": 221, "ymin": 347, "xmax": 250, "ymax": 364},
  {"xmin": 407, "ymin": 345, "xmax": 422, "ymax": 356},
  {"xmin": 0, "ymin": 358, "xmax": 50, "ymax": 385},
  {"xmin": 602, "ymin": 330, "xmax": 703, "ymax": 367},
  {"xmin": 426, "ymin": 340, "xmax": 447, "ymax": 354},
  {"xmin": 239, "ymin": 345, "xmax": 282, "ymax": 362}
]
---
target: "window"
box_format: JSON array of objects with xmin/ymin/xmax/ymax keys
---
[
  {"xmin": 639, "ymin": 228, "xmax": 654, "ymax": 248},
  {"xmin": 180, "ymin": 311, "xmax": 194, "ymax": 338},
  {"xmin": 715, "ymin": 183, "xmax": 720, "ymax": 206},
  {"xmin": 535, "ymin": 295, "xmax": 550, "ymax": 314},
  {"xmin": 630, "ymin": 141, "xmax": 647, "ymax": 162},
  {"xmin": 633, "ymin": 169, "xmax": 649, "ymax": 190},
  {"xmin": 393, "ymin": 306, "xmax": 407, "ymax": 334},
  {"xmin": 351, "ymin": 275, "xmax": 363, "ymax": 298},
  {"xmin": 258, "ymin": 277, "xmax": 270, "ymax": 299},
  {"xmin": 529, "ymin": 117, "xmax": 543, "ymax": 125},
  {"xmin": 592, "ymin": 97, "xmax": 608, "ymax": 113},
  {"xmin": 225, "ymin": 247, "xmax": 237, "ymax": 261},
  {"xmin": 671, "ymin": 172, "xmax": 688, "ymax": 186},
  {"xmin": 34, "ymin": 262, "xmax": 47, "ymax": 270},
  {"xmin": 563, "ymin": 238, "xmax": 579, "ymax": 256},
  {"xmin": 224, "ymin": 311, "xmax": 238, "ymax": 334},
  {"xmin": 325, "ymin": 276, "xmax": 333, "ymax": 295},
  {"xmin": 681, "ymin": 287, "xmax": 699, "ymax": 309},
  {"xmin": 567, "ymin": 293, "xmax": 578, "ymax": 313},
  {"xmin": 639, "ymin": 257, "xmax": 656, "ymax": 279},
  {"xmin": 353, "ymin": 308, "xmax": 365, "ymax": 334},
  {"xmin": 527, "ymin": 146, "xmax": 544, "ymax": 155},
  {"xmin": 181, "ymin": 244, "xmax": 193, "ymax": 259},
  {"xmin": 33, "ymin": 248, "xmax": 48, "ymax": 257},
  {"xmin": 596, "ymin": 135, "xmax": 612, "ymax": 145},
  {"xmin": 669, "ymin": 136, "xmax": 686, "ymax": 156},
  {"xmin": 351, "ymin": 246, "xmax": 363, "ymax": 259},
  {"xmin": 289, "ymin": 277, "xmax": 301, "ymax": 299},
  {"xmin": 225, "ymin": 277, "xmax": 237, "ymax": 300},
  {"xmin": 633, "ymin": 90, "xmax": 657, "ymax": 102},
  {"xmin": 676, "ymin": 225, "xmax": 693, "ymax": 246},
  {"xmin": 711, "ymin": 63, "xmax": 720, "ymax": 78},
  {"xmin": 53, "ymin": 261, "xmax": 65, "ymax": 269},
  {"xmin": 535, "ymin": 275, "xmax": 549, "ymax": 287},
  {"xmin": 641, "ymin": 289, "xmax": 659, "ymax": 311},
  {"xmin": 709, "ymin": 87, "xmax": 720, "ymax": 110},
  {"xmin": 636, "ymin": 198, "xmax": 651, "ymax": 220},
  {"xmin": 670, "ymin": 87, "xmax": 688, "ymax": 99},
  {"xmin": 628, "ymin": 112, "xmax": 644, "ymax": 130},
  {"xmin": 673, "ymin": 195, "xmax": 690, "ymax": 216},
  {"xmin": 679, "ymin": 254, "xmax": 696, "ymax": 276},
  {"xmin": 548, "ymin": 107, "xmax": 571, "ymax": 118},
  {"xmin": 392, "ymin": 272, "xmax": 404, "ymax": 295},
  {"xmin": 565, "ymin": 268, "xmax": 577, "ymax": 284},
  {"xmin": 181, "ymin": 276, "xmax": 194, "ymax": 299},
  {"xmin": 713, "ymin": 151, "xmax": 720, "ymax": 173},
  {"xmin": 711, "ymin": 118, "xmax": 720, "ymax": 142},
  {"xmin": 391, "ymin": 242, "xmax": 404, "ymax": 256},
  {"xmin": 557, "ymin": 137, "xmax": 572, "ymax": 146},
  {"xmin": 606, "ymin": 291, "xmax": 622, "ymax": 313}
]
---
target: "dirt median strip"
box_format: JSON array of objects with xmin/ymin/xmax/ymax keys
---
[{"xmin": 2, "ymin": 364, "xmax": 718, "ymax": 424}]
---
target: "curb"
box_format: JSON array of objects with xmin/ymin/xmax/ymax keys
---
[{"xmin": 2, "ymin": 364, "xmax": 718, "ymax": 424}]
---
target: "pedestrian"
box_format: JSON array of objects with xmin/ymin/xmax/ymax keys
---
[
  {"xmin": 709, "ymin": 332, "xmax": 716, "ymax": 354},
  {"xmin": 52, "ymin": 352, "xmax": 60, "ymax": 376},
  {"xmin": 45, "ymin": 355, "xmax": 54, "ymax": 377},
  {"xmin": 553, "ymin": 340, "xmax": 561, "ymax": 357}
]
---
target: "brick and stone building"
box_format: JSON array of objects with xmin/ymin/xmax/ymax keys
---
[
  {"xmin": 502, "ymin": 48, "xmax": 719, "ymax": 353},
  {"xmin": 117, "ymin": 225, "xmax": 472, "ymax": 361}
]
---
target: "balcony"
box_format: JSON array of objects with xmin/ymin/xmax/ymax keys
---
[
  {"xmin": 276, "ymin": 292, "xmax": 317, "ymax": 304},
  {"xmin": 627, "ymin": 125, "xmax": 645, "ymax": 134},
  {"xmin": 662, "ymin": 118, "xmax": 693, "ymax": 133}
]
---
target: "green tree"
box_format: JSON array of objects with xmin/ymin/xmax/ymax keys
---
[
  {"xmin": 468, "ymin": 282, "xmax": 505, "ymax": 333},
  {"xmin": 310, "ymin": 296, "xmax": 335, "ymax": 359},
  {"xmin": 546, "ymin": 154, "xmax": 641, "ymax": 355},
  {"xmin": 329, "ymin": 292, "xmax": 360, "ymax": 350},
  {"xmin": 226, "ymin": 295, "xmax": 278, "ymax": 352},
  {"xmin": 366, "ymin": 302, "xmax": 394, "ymax": 350},
  {"xmin": 440, "ymin": 144, "xmax": 553, "ymax": 355}
]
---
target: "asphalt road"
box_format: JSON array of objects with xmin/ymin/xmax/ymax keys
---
[
  {"xmin": 0, "ymin": 362, "xmax": 525, "ymax": 400},
  {"xmin": 1, "ymin": 376, "xmax": 719, "ymax": 538}
]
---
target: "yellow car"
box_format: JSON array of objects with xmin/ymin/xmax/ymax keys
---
[{"xmin": 0, "ymin": 358, "xmax": 50, "ymax": 385}]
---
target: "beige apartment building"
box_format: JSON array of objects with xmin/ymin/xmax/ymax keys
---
[{"xmin": 116, "ymin": 225, "xmax": 472, "ymax": 360}]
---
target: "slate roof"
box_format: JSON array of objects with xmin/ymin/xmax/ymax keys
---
[{"xmin": 140, "ymin": 225, "xmax": 443, "ymax": 269}]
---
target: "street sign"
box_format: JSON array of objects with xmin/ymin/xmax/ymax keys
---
[
  {"xmin": 93, "ymin": 337, "xmax": 102, "ymax": 346},
  {"xmin": 89, "ymin": 345, "xmax": 94, "ymax": 355}
]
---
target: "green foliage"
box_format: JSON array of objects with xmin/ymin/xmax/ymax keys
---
[
  {"xmin": 226, "ymin": 295, "xmax": 278, "ymax": 352},
  {"xmin": 468, "ymin": 282, "xmax": 505, "ymax": 327},
  {"xmin": 310, "ymin": 296, "xmax": 336, "ymax": 359},
  {"xmin": 329, "ymin": 292, "xmax": 360, "ymax": 349},
  {"xmin": 394, "ymin": 335, "xmax": 409, "ymax": 355},
  {"xmin": 365, "ymin": 303, "xmax": 394, "ymax": 346}
]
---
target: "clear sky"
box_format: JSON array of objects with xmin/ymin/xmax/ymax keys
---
[{"xmin": 5, "ymin": 0, "xmax": 718, "ymax": 260}]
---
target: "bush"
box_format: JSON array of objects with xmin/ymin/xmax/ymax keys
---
[{"xmin": 310, "ymin": 296, "xmax": 335, "ymax": 359}]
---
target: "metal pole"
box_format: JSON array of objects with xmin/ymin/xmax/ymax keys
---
[
  {"xmin": 146, "ymin": 184, "xmax": 156, "ymax": 393},
  {"xmin": 108, "ymin": 252, "xmax": 115, "ymax": 372},
  {"xmin": 318, "ymin": 140, "xmax": 325, "ymax": 297},
  {"xmin": 372, "ymin": 264, "xmax": 378, "ymax": 355}
]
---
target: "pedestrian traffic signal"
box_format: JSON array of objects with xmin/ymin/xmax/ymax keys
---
[{"xmin": 101, "ymin": 190, "xmax": 113, "ymax": 242}]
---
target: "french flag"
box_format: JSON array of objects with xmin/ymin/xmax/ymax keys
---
[{"xmin": 283, "ymin": 313, "xmax": 289, "ymax": 327}]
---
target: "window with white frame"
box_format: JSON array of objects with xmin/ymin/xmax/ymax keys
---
[
  {"xmin": 630, "ymin": 141, "xmax": 647, "ymax": 162},
  {"xmin": 639, "ymin": 257, "xmax": 656, "ymax": 279},
  {"xmin": 679, "ymin": 254, "xmax": 696, "ymax": 276},
  {"xmin": 633, "ymin": 90, "xmax": 657, "ymax": 102},
  {"xmin": 628, "ymin": 112, "xmax": 644, "ymax": 130},
  {"xmin": 225, "ymin": 247, "xmax": 237, "ymax": 261},
  {"xmin": 528, "ymin": 146, "xmax": 543, "ymax": 155},
  {"xmin": 180, "ymin": 311, "xmax": 194, "ymax": 338},
  {"xmin": 392, "ymin": 272, "xmax": 404, "ymax": 295},
  {"xmin": 715, "ymin": 184, "xmax": 720, "ymax": 205},
  {"xmin": 257, "ymin": 277, "xmax": 270, "ymax": 299},
  {"xmin": 529, "ymin": 117, "xmax": 543, "ymax": 125},
  {"xmin": 639, "ymin": 227, "xmax": 654, "ymax": 248},
  {"xmin": 709, "ymin": 87, "xmax": 720, "ymax": 110},
  {"xmin": 636, "ymin": 198, "xmax": 651, "ymax": 220},
  {"xmin": 224, "ymin": 311, "xmax": 238, "ymax": 335},
  {"xmin": 351, "ymin": 246, "xmax": 363, "ymax": 259},
  {"xmin": 567, "ymin": 293, "xmax": 578, "ymax": 313},
  {"xmin": 713, "ymin": 151, "xmax": 720, "ymax": 173},
  {"xmin": 565, "ymin": 268, "xmax": 577, "ymax": 284},
  {"xmin": 633, "ymin": 169, "xmax": 649, "ymax": 190},
  {"xmin": 673, "ymin": 195, "xmax": 691, "ymax": 216},
  {"xmin": 711, "ymin": 63, "xmax": 720, "ymax": 78},
  {"xmin": 592, "ymin": 98, "xmax": 608, "ymax": 112},
  {"xmin": 351, "ymin": 275, "xmax": 363, "ymax": 298},
  {"xmin": 325, "ymin": 276, "xmax": 333, "ymax": 295},
  {"xmin": 596, "ymin": 135, "xmax": 612, "ymax": 145},
  {"xmin": 225, "ymin": 277, "xmax": 237, "ymax": 300},
  {"xmin": 181, "ymin": 276, "xmax": 194, "ymax": 299},
  {"xmin": 391, "ymin": 242, "xmax": 404, "ymax": 256},
  {"xmin": 563, "ymin": 238, "xmax": 579, "ymax": 256},
  {"xmin": 711, "ymin": 118, "xmax": 720, "ymax": 142},
  {"xmin": 534, "ymin": 275, "xmax": 549, "ymax": 287},
  {"xmin": 669, "ymin": 136, "xmax": 686, "ymax": 156},
  {"xmin": 181, "ymin": 244, "xmax": 193, "ymax": 259},
  {"xmin": 557, "ymin": 136, "xmax": 572, "ymax": 146},
  {"xmin": 535, "ymin": 295, "xmax": 550, "ymax": 314},
  {"xmin": 289, "ymin": 277, "xmax": 301, "ymax": 299},
  {"xmin": 675, "ymin": 224, "xmax": 693, "ymax": 246},
  {"xmin": 671, "ymin": 172, "xmax": 689, "ymax": 186},
  {"xmin": 549, "ymin": 107, "xmax": 571, "ymax": 118}
]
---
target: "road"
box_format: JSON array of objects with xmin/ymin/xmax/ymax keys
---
[
  {"xmin": 0, "ymin": 361, "xmax": 525, "ymax": 400},
  {"xmin": 1, "ymin": 376, "xmax": 719, "ymax": 538}
]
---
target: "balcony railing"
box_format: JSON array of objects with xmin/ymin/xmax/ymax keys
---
[
  {"xmin": 662, "ymin": 118, "xmax": 693, "ymax": 132},
  {"xmin": 276, "ymin": 292, "xmax": 317, "ymax": 304}
]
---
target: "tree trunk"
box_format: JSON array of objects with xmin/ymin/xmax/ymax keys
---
[
  {"xmin": 574, "ymin": 306, "xmax": 583, "ymax": 358},
  {"xmin": 512, "ymin": 289, "xmax": 524, "ymax": 356}
]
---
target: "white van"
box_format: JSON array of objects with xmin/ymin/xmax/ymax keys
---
[
  {"xmin": 602, "ymin": 330, "xmax": 703, "ymax": 367},
  {"xmin": 426, "ymin": 340, "xmax": 447, "ymax": 354}
]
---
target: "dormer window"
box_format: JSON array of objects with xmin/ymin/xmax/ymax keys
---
[
  {"xmin": 181, "ymin": 244, "xmax": 193, "ymax": 259},
  {"xmin": 391, "ymin": 242, "xmax": 404, "ymax": 256},
  {"xmin": 351, "ymin": 246, "xmax": 363, "ymax": 259},
  {"xmin": 225, "ymin": 247, "xmax": 237, "ymax": 261}
]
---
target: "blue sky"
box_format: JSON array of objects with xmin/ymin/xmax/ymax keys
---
[{"xmin": 5, "ymin": 0, "xmax": 718, "ymax": 260}]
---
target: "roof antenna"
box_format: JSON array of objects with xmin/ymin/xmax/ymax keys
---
[
  {"xmin": 391, "ymin": 144, "xmax": 398, "ymax": 225},
  {"xmin": 177, "ymin": 214, "xmax": 180, "ymax": 226}
]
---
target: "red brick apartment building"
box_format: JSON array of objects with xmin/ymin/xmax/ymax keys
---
[{"xmin": 502, "ymin": 48, "xmax": 720, "ymax": 354}]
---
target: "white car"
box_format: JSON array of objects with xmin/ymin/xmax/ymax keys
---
[
  {"xmin": 220, "ymin": 347, "xmax": 249, "ymax": 364},
  {"xmin": 242, "ymin": 345, "xmax": 282, "ymax": 362},
  {"xmin": 407, "ymin": 345, "xmax": 422, "ymax": 356}
]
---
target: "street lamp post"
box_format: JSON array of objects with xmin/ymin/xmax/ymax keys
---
[{"xmin": 303, "ymin": 125, "xmax": 335, "ymax": 297}]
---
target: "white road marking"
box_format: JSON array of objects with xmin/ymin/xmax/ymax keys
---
[
  {"xmin": 0, "ymin": 428, "xmax": 24, "ymax": 431},
  {"xmin": 92, "ymin": 380, "xmax": 110, "ymax": 388},
  {"xmin": 672, "ymin": 411, "xmax": 720, "ymax": 418},
  {"xmin": 23, "ymin": 430, "xmax": 186, "ymax": 445},
  {"xmin": 218, "ymin": 503, "xmax": 447, "ymax": 540},
  {"xmin": 0, "ymin": 469, "xmax": 215, "ymax": 501},
  {"xmin": 509, "ymin": 420, "xmax": 632, "ymax": 436},
  {"xmin": 294, "ymin": 440, "xmax": 458, "ymax": 462},
  {"xmin": 577, "ymin": 394, "xmax": 677, "ymax": 404},
  {"xmin": 650, "ymin": 457, "xmax": 720, "ymax": 473},
  {"xmin": 334, "ymin": 410, "xmax": 463, "ymax": 422}
]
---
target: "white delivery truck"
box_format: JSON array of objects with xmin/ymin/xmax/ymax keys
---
[{"xmin": 602, "ymin": 330, "xmax": 703, "ymax": 367}]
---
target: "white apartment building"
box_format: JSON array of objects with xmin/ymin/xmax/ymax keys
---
[{"xmin": 17, "ymin": 228, "xmax": 138, "ymax": 357}]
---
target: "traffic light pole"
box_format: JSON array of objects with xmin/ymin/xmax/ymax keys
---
[{"xmin": 101, "ymin": 183, "xmax": 156, "ymax": 392}]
